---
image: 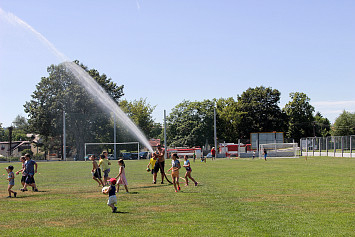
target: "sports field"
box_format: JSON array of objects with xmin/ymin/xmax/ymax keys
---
[{"xmin": 0, "ymin": 157, "xmax": 354, "ymax": 236}]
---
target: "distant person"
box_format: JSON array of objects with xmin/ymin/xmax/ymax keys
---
[
  {"xmin": 99, "ymin": 152, "xmax": 111, "ymax": 186},
  {"xmin": 103, "ymin": 178, "xmax": 118, "ymax": 213},
  {"xmin": 252, "ymin": 151, "xmax": 256, "ymax": 160},
  {"xmin": 21, "ymin": 153, "xmax": 38, "ymax": 192},
  {"xmin": 168, "ymin": 153, "xmax": 181, "ymax": 192},
  {"xmin": 90, "ymin": 155, "xmax": 104, "ymax": 187},
  {"xmin": 153, "ymin": 144, "xmax": 166, "ymax": 184},
  {"xmin": 147, "ymin": 153, "xmax": 157, "ymax": 183},
  {"xmin": 193, "ymin": 151, "xmax": 196, "ymax": 162},
  {"xmin": 183, "ymin": 155, "xmax": 198, "ymax": 186},
  {"xmin": 211, "ymin": 147, "xmax": 216, "ymax": 160},
  {"xmin": 6, "ymin": 165, "xmax": 17, "ymax": 198},
  {"xmin": 115, "ymin": 159, "xmax": 129, "ymax": 193},
  {"xmin": 263, "ymin": 149, "xmax": 267, "ymax": 161},
  {"xmin": 16, "ymin": 156, "xmax": 27, "ymax": 188}
]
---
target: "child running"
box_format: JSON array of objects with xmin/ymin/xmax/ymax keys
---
[
  {"xmin": 99, "ymin": 153, "xmax": 111, "ymax": 186},
  {"xmin": 115, "ymin": 159, "xmax": 129, "ymax": 193},
  {"xmin": 6, "ymin": 165, "xmax": 17, "ymax": 198},
  {"xmin": 90, "ymin": 155, "xmax": 104, "ymax": 187},
  {"xmin": 183, "ymin": 155, "xmax": 198, "ymax": 186},
  {"xmin": 103, "ymin": 178, "xmax": 118, "ymax": 213},
  {"xmin": 16, "ymin": 156, "xmax": 27, "ymax": 188},
  {"xmin": 147, "ymin": 153, "xmax": 157, "ymax": 184},
  {"xmin": 168, "ymin": 153, "xmax": 181, "ymax": 192}
]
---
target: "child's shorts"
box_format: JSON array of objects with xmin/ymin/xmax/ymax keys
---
[
  {"xmin": 25, "ymin": 175, "xmax": 35, "ymax": 184},
  {"xmin": 103, "ymin": 169, "xmax": 110, "ymax": 178},
  {"xmin": 94, "ymin": 168, "xmax": 102, "ymax": 179},
  {"xmin": 9, "ymin": 180, "xmax": 15, "ymax": 186},
  {"xmin": 107, "ymin": 195, "xmax": 117, "ymax": 205}
]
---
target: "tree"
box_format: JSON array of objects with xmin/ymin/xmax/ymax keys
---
[
  {"xmin": 236, "ymin": 86, "xmax": 287, "ymax": 139},
  {"xmin": 283, "ymin": 92, "xmax": 315, "ymax": 141},
  {"xmin": 12, "ymin": 115, "xmax": 29, "ymax": 131},
  {"xmin": 332, "ymin": 110, "xmax": 355, "ymax": 136},
  {"xmin": 314, "ymin": 112, "xmax": 331, "ymax": 137},
  {"xmin": 119, "ymin": 98, "xmax": 157, "ymax": 139},
  {"xmin": 24, "ymin": 61, "xmax": 124, "ymax": 159},
  {"xmin": 215, "ymin": 97, "xmax": 244, "ymax": 143},
  {"xmin": 166, "ymin": 100, "xmax": 215, "ymax": 147}
]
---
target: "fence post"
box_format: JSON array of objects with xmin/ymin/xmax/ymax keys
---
[
  {"xmin": 312, "ymin": 138, "xmax": 315, "ymax": 157},
  {"xmin": 341, "ymin": 136, "xmax": 344, "ymax": 157},
  {"xmin": 326, "ymin": 137, "xmax": 328, "ymax": 157},
  {"xmin": 300, "ymin": 138, "xmax": 302, "ymax": 156},
  {"xmin": 319, "ymin": 138, "xmax": 321, "ymax": 157},
  {"xmin": 350, "ymin": 135, "xmax": 353, "ymax": 158},
  {"xmin": 334, "ymin": 136, "xmax": 336, "ymax": 157}
]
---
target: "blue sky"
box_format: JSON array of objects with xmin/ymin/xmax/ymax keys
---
[{"xmin": 0, "ymin": 0, "xmax": 354, "ymax": 128}]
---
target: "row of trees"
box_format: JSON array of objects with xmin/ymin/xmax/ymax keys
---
[{"xmin": 1, "ymin": 61, "xmax": 354, "ymax": 158}]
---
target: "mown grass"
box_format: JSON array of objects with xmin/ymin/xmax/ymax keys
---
[{"xmin": 0, "ymin": 157, "xmax": 354, "ymax": 236}]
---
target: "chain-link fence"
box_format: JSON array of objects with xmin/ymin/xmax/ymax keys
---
[{"xmin": 300, "ymin": 135, "xmax": 355, "ymax": 157}]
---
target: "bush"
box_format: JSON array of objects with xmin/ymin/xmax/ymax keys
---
[{"xmin": 22, "ymin": 149, "xmax": 33, "ymax": 156}]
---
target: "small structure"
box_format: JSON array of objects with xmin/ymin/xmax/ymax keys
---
[{"xmin": 0, "ymin": 141, "xmax": 32, "ymax": 157}]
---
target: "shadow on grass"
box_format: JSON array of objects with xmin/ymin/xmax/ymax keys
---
[
  {"xmin": 130, "ymin": 184, "xmax": 171, "ymax": 190},
  {"xmin": 114, "ymin": 211, "xmax": 129, "ymax": 214}
]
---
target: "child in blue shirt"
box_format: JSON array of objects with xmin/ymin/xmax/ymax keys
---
[
  {"xmin": 103, "ymin": 178, "xmax": 117, "ymax": 213},
  {"xmin": 6, "ymin": 166, "xmax": 17, "ymax": 198}
]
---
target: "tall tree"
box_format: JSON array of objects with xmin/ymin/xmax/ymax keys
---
[
  {"xmin": 236, "ymin": 86, "xmax": 287, "ymax": 139},
  {"xmin": 314, "ymin": 112, "xmax": 331, "ymax": 137},
  {"xmin": 216, "ymin": 97, "xmax": 244, "ymax": 143},
  {"xmin": 283, "ymin": 92, "xmax": 315, "ymax": 141},
  {"xmin": 332, "ymin": 110, "xmax": 355, "ymax": 136},
  {"xmin": 24, "ymin": 61, "xmax": 124, "ymax": 159},
  {"xmin": 119, "ymin": 98, "xmax": 157, "ymax": 139},
  {"xmin": 166, "ymin": 100, "xmax": 215, "ymax": 147}
]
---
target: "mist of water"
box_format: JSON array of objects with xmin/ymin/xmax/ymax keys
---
[{"xmin": 0, "ymin": 8, "xmax": 154, "ymax": 152}]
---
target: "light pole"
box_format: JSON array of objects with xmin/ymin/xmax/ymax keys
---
[{"xmin": 214, "ymin": 104, "xmax": 217, "ymax": 160}]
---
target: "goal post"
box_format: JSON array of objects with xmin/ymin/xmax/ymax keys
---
[
  {"xmin": 259, "ymin": 143, "xmax": 299, "ymax": 158},
  {"xmin": 84, "ymin": 142, "xmax": 140, "ymax": 160}
]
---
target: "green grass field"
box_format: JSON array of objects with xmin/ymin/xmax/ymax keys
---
[{"xmin": 0, "ymin": 157, "xmax": 354, "ymax": 236}]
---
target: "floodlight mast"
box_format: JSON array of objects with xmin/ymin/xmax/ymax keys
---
[
  {"xmin": 164, "ymin": 110, "xmax": 167, "ymax": 159},
  {"xmin": 214, "ymin": 104, "xmax": 217, "ymax": 160}
]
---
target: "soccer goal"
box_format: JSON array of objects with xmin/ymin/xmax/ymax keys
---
[
  {"xmin": 84, "ymin": 142, "xmax": 140, "ymax": 160},
  {"xmin": 259, "ymin": 143, "xmax": 299, "ymax": 158}
]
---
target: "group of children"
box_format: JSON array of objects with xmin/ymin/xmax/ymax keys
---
[
  {"xmin": 5, "ymin": 153, "xmax": 38, "ymax": 198},
  {"xmin": 147, "ymin": 152, "xmax": 198, "ymax": 193},
  {"xmin": 5, "ymin": 150, "xmax": 199, "ymax": 214},
  {"xmin": 89, "ymin": 152, "xmax": 129, "ymax": 213}
]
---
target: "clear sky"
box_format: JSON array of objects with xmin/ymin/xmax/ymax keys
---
[{"xmin": 1, "ymin": 0, "xmax": 354, "ymax": 128}]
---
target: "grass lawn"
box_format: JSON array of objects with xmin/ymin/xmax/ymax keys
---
[{"xmin": 0, "ymin": 157, "xmax": 354, "ymax": 236}]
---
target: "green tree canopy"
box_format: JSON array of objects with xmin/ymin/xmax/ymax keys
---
[
  {"xmin": 236, "ymin": 86, "xmax": 287, "ymax": 139},
  {"xmin": 332, "ymin": 110, "xmax": 355, "ymax": 136},
  {"xmin": 24, "ymin": 61, "xmax": 124, "ymax": 159},
  {"xmin": 283, "ymin": 92, "xmax": 315, "ymax": 141},
  {"xmin": 119, "ymin": 98, "xmax": 159, "ymax": 139},
  {"xmin": 314, "ymin": 112, "xmax": 331, "ymax": 137},
  {"xmin": 166, "ymin": 100, "xmax": 215, "ymax": 147}
]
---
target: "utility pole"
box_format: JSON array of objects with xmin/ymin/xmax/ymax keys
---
[{"xmin": 8, "ymin": 126, "xmax": 13, "ymax": 157}]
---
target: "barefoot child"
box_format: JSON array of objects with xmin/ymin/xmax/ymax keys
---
[
  {"xmin": 183, "ymin": 155, "xmax": 198, "ymax": 186},
  {"xmin": 147, "ymin": 153, "xmax": 157, "ymax": 184},
  {"xmin": 90, "ymin": 155, "xmax": 104, "ymax": 187},
  {"xmin": 16, "ymin": 156, "xmax": 27, "ymax": 188},
  {"xmin": 6, "ymin": 166, "xmax": 17, "ymax": 198},
  {"xmin": 99, "ymin": 153, "xmax": 111, "ymax": 186},
  {"xmin": 168, "ymin": 153, "xmax": 181, "ymax": 192},
  {"xmin": 103, "ymin": 178, "xmax": 118, "ymax": 213},
  {"xmin": 115, "ymin": 159, "xmax": 129, "ymax": 193}
]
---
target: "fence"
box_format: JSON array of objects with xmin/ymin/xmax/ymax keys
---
[{"xmin": 300, "ymin": 135, "xmax": 355, "ymax": 158}]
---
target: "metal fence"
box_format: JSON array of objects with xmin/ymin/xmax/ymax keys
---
[{"xmin": 300, "ymin": 135, "xmax": 355, "ymax": 158}]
